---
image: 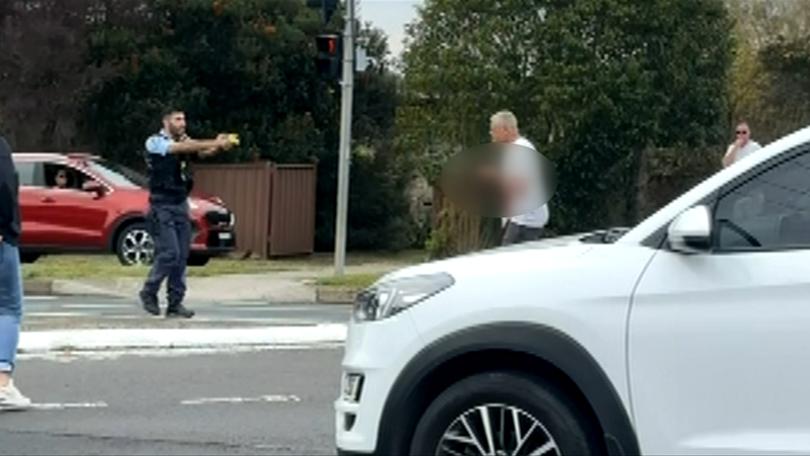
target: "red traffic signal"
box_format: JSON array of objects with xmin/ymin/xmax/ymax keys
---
[
  {"xmin": 315, "ymin": 34, "xmax": 342, "ymax": 79},
  {"xmin": 316, "ymin": 34, "xmax": 340, "ymax": 56}
]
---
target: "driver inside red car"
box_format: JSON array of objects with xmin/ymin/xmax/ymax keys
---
[{"xmin": 53, "ymin": 169, "xmax": 69, "ymax": 189}]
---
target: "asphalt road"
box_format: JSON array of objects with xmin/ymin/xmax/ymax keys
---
[
  {"xmin": 23, "ymin": 296, "xmax": 351, "ymax": 331},
  {"xmin": 0, "ymin": 348, "xmax": 344, "ymax": 455}
]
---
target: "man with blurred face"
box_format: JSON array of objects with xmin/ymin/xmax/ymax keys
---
[
  {"xmin": 722, "ymin": 121, "xmax": 762, "ymax": 168},
  {"xmin": 139, "ymin": 109, "xmax": 233, "ymax": 318},
  {"xmin": 490, "ymin": 110, "xmax": 550, "ymax": 245}
]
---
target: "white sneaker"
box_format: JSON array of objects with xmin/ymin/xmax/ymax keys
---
[{"xmin": 0, "ymin": 379, "xmax": 32, "ymax": 411}]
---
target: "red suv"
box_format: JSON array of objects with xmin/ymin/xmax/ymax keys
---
[{"xmin": 12, "ymin": 153, "xmax": 236, "ymax": 266}]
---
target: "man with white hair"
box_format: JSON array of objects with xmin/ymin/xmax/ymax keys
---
[{"xmin": 489, "ymin": 110, "xmax": 550, "ymax": 245}]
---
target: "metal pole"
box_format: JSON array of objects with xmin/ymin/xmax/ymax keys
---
[{"xmin": 333, "ymin": 0, "xmax": 354, "ymax": 276}]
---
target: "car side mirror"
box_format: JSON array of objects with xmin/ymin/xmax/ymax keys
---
[
  {"xmin": 83, "ymin": 180, "xmax": 107, "ymax": 197},
  {"xmin": 668, "ymin": 205, "xmax": 712, "ymax": 254}
]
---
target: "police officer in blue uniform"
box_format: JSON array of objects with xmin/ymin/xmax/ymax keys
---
[{"xmin": 139, "ymin": 109, "xmax": 233, "ymax": 318}]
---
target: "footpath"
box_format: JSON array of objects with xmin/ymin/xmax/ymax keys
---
[
  {"xmin": 22, "ymin": 252, "xmax": 424, "ymax": 304},
  {"xmin": 18, "ymin": 252, "xmax": 425, "ymax": 355}
]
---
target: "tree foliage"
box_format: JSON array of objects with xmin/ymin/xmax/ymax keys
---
[
  {"xmin": 0, "ymin": 0, "xmax": 107, "ymax": 150},
  {"xmin": 727, "ymin": 0, "xmax": 810, "ymax": 144},
  {"xmin": 83, "ymin": 0, "xmax": 330, "ymax": 168},
  {"xmin": 0, "ymin": 0, "xmax": 412, "ymax": 251},
  {"xmin": 399, "ymin": 0, "xmax": 734, "ymax": 250}
]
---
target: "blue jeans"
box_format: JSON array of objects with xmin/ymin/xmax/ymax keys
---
[
  {"xmin": 141, "ymin": 202, "xmax": 191, "ymax": 305},
  {"xmin": 0, "ymin": 243, "xmax": 23, "ymax": 373}
]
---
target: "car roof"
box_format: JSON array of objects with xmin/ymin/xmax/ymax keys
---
[{"xmin": 12, "ymin": 152, "xmax": 101, "ymax": 162}]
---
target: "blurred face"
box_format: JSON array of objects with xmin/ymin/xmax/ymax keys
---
[
  {"xmin": 163, "ymin": 112, "xmax": 187, "ymax": 139},
  {"xmin": 490, "ymin": 125, "xmax": 517, "ymax": 143},
  {"xmin": 736, "ymin": 123, "xmax": 750, "ymax": 145},
  {"xmin": 55, "ymin": 170, "xmax": 67, "ymax": 188}
]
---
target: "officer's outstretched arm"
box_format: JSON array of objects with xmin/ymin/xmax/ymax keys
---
[{"xmin": 169, "ymin": 138, "xmax": 228, "ymax": 154}]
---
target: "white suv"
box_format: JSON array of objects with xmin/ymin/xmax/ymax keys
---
[{"xmin": 335, "ymin": 126, "xmax": 810, "ymax": 456}]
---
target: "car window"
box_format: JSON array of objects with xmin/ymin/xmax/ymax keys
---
[
  {"xmin": 87, "ymin": 160, "xmax": 143, "ymax": 188},
  {"xmin": 43, "ymin": 163, "xmax": 91, "ymax": 190},
  {"xmin": 14, "ymin": 162, "xmax": 37, "ymax": 186},
  {"xmin": 714, "ymin": 149, "xmax": 810, "ymax": 251},
  {"xmin": 13, "ymin": 161, "xmax": 45, "ymax": 187}
]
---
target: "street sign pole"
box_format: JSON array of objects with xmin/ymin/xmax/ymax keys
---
[{"xmin": 333, "ymin": 0, "xmax": 354, "ymax": 276}]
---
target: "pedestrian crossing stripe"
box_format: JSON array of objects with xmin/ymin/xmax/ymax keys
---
[
  {"xmin": 30, "ymin": 401, "xmax": 109, "ymax": 410},
  {"xmin": 180, "ymin": 395, "xmax": 301, "ymax": 405}
]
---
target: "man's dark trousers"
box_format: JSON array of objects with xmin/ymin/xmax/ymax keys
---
[
  {"xmin": 142, "ymin": 201, "xmax": 190, "ymax": 305},
  {"xmin": 501, "ymin": 221, "xmax": 543, "ymax": 245}
]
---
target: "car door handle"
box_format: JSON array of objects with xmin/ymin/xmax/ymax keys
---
[{"xmin": 41, "ymin": 196, "xmax": 55, "ymax": 203}]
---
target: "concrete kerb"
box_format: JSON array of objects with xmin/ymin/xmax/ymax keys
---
[
  {"xmin": 315, "ymin": 287, "xmax": 358, "ymax": 304},
  {"xmin": 23, "ymin": 279, "xmax": 54, "ymax": 296},
  {"xmin": 23, "ymin": 275, "xmax": 320, "ymax": 303},
  {"xmin": 24, "ymin": 279, "xmax": 132, "ymax": 299},
  {"xmin": 24, "ymin": 274, "xmax": 370, "ymax": 304}
]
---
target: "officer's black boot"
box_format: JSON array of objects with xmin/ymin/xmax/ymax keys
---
[
  {"xmin": 140, "ymin": 290, "xmax": 160, "ymax": 316},
  {"xmin": 166, "ymin": 303, "xmax": 195, "ymax": 319}
]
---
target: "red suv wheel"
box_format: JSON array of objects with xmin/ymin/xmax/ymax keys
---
[{"xmin": 116, "ymin": 222, "xmax": 155, "ymax": 266}]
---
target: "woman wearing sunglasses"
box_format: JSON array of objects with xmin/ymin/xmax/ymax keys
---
[{"xmin": 723, "ymin": 121, "xmax": 762, "ymax": 168}]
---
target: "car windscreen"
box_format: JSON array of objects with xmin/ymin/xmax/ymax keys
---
[{"xmin": 88, "ymin": 160, "xmax": 147, "ymax": 189}]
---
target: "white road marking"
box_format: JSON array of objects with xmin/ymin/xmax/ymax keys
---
[
  {"xmin": 25, "ymin": 296, "xmax": 59, "ymax": 301},
  {"xmin": 30, "ymin": 401, "xmax": 109, "ymax": 410},
  {"xmin": 26, "ymin": 312, "xmax": 90, "ymax": 318},
  {"xmin": 61, "ymin": 304, "xmax": 129, "ymax": 310},
  {"xmin": 19, "ymin": 324, "xmax": 347, "ymax": 353},
  {"xmin": 192, "ymin": 317, "xmax": 315, "ymax": 325},
  {"xmin": 200, "ymin": 307, "xmax": 285, "ymax": 312},
  {"xmin": 215, "ymin": 301, "xmax": 272, "ymax": 307},
  {"xmin": 181, "ymin": 394, "xmax": 301, "ymax": 405}
]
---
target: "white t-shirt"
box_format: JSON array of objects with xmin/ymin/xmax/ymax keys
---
[
  {"xmin": 728, "ymin": 140, "xmax": 762, "ymax": 163},
  {"xmin": 503, "ymin": 137, "xmax": 550, "ymax": 228}
]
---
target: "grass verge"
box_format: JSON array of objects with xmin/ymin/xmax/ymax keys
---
[
  {"xmin": 315, "ymin": 273, "xmax": 383, "ymax": 290},
  {"xmin": 22, "ymin": 250, "xmax": 426, "ymax": 281}
]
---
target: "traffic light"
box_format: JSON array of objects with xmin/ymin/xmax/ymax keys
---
[
  {"xmin": 306, "ymin": 0, "xmax": 338, "ymax": 24},
  {"xmin": 315, "ymin": 33, "xmax": 342, "ymax": 80}
]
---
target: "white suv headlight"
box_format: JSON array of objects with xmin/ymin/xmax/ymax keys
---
[{"xmin": 353, "ymin": 273, "xmax": 454, "ymax": 322}]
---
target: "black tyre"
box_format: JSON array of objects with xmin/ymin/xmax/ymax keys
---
[
  {"xmin": 410, "ymin": 371, "xmax": 602, "ymax": 456},
  {"xmin": 187, "ymin": 254, "xmax": 211, "ymax": 267},
  {"xmin": 19, "ymin": 252, "xmax": 40, "ymax": 264},
  {"xmin": 116, "ymin": 222, "xmax": 155, "ymax": 266}
]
